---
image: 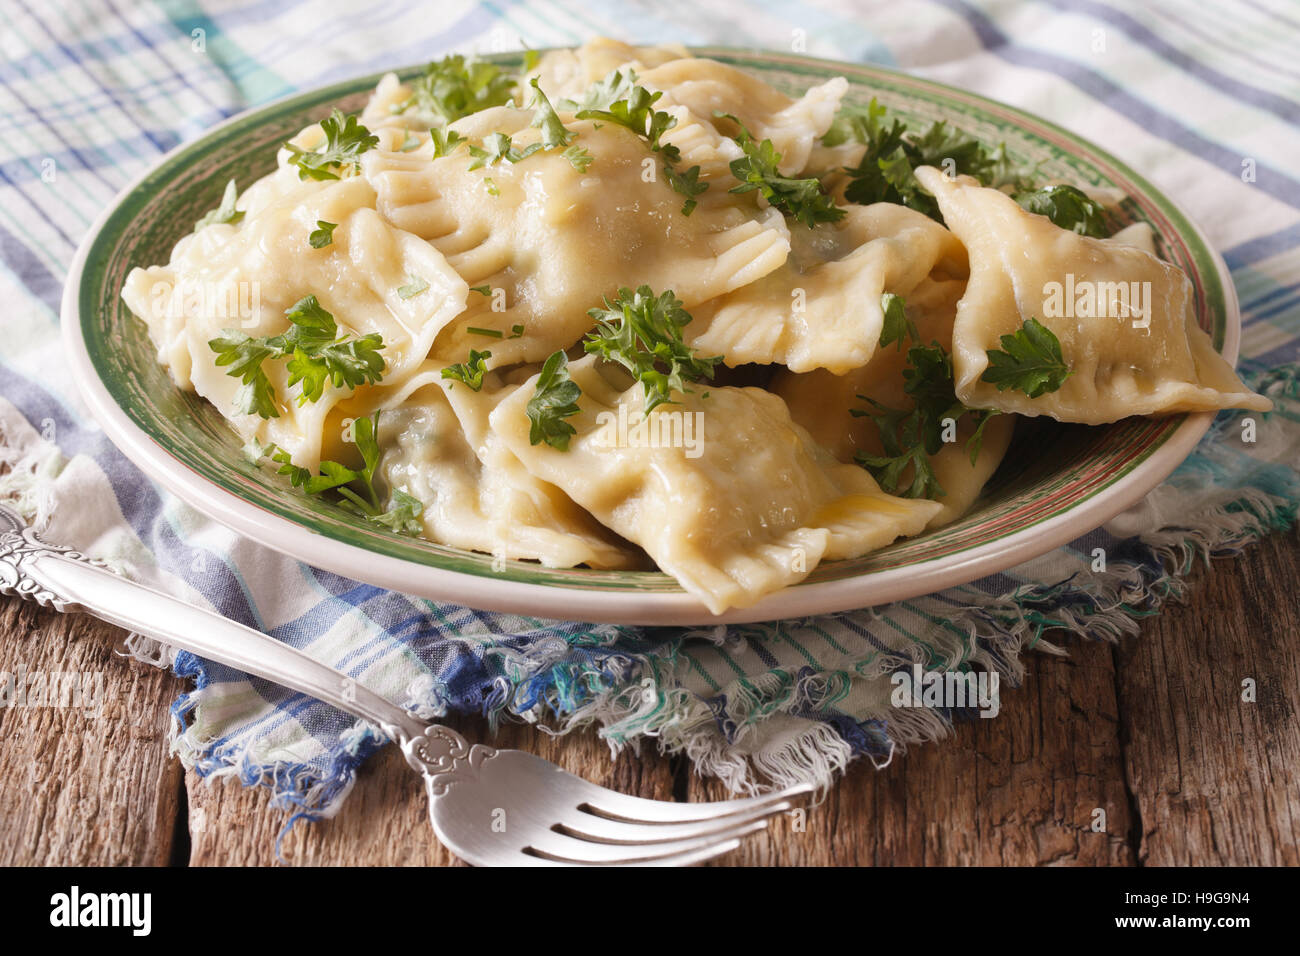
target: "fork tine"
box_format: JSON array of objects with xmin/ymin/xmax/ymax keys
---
[
  {"xmin": 579, "ymin": 782, "xmax": 813, "ymax": 824},
  {"xmin": 521, "ymin": 820, "xmax": 767, "ymax": 865},
  {"xmin": 555, "ymin": 799, "xmax": 795, "ymax": 845}
]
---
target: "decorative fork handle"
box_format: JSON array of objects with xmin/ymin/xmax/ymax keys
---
[{"xmin": 0, "ymin": 506, "xmax": 481, "ymax": 780}]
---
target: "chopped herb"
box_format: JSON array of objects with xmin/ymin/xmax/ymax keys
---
[
  {"xmin": 397, "ymin": 276, "xmax": 429, "ymax": 299},
  {"xmin": 852, "ymin": 325, "xmax": 999, "ymax": 498},
  {"xmin": 837, "ymin": 98, "xmax": 1032, "ymax": 223},
  {"xmin": 1013, "ymin": 184, "xmax": 1107, "ymax": 237},
  {"xmin": 394, "ymin": 54, "xmax": 517, "ymax": 123},
  {"xmin": 194, "ymin": 179, "xmax": 244, "ymax": 232},
  {"xmin": 285, "ymin": 109, "xmax": 379, "ymax": 181},
  {"xmin": 441, "ymin": 348, "xmax": 491, "ymax": 390},
  {"xmin": 208, "ymin": 294, "xmax": 385, "ymax": 417},
  {"xmin": 467, "ymin": 326, "xmax": 503, "ymax": 338},
  {"xmin": 563, "ymin": 143, "xmax": 594, "ymax": 172},
  {"xmin": 396, "ymin": 130, "xmax": 422, "ymax": 152},
  {"xmin": 718, "ymin": 112, "xmax": 843, "ymax": 228},
  {"xmin": 979, "ymin": 317, "xmax": 1072, "ymax": 398},
  {"xmin": 528, "ymin": 77, "xmax": 577, "ymax": 151},
  {"xmin": 558, "ymin": 68, "xmax": 640, "ymax": 113},
  {"xmin": 430, "ymin": 128, "xmax": 466, "ymax": 158},
  {"xmin": 878, "ymin": 292, "xmax": 918, "ymax": 351},
  {"xmin": 467, "ymin": 131, "xmax": 538, "ymax": 169},
  {"xmin": 526, "ymin": 350, "xmax": 582, "ymax": 450},
  {"xmin": 308, "ymin": 220, "xmax": 337, "ymax": 249},
  {"xmin": 260, "ymin": 415, "xmax": 422, "ymax": 535},
  {"xmin": 470, "ymin": 284, "xmax": 492, "ymax": 296},
  {"xmin": 583, "ymin": 285, "xmax": 721, "ymax": 413},
  {"xmin": 484, "ymin": 176, "xmax": 499, "ymax": 196},
  {"xmin": 509, "ymin": 323, "xmax": 524, "ymax": 338}
]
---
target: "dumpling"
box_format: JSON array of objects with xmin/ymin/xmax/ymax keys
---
[
  {"xmin": 914, "ymin": 166, "xmax": 1271, "ymax": 423},
  {"xmin": 687, "ymin": 203, "xmax": 968, "ymax": 373},
  {"xmin": 121, "ymin": 176, "xmax": 469, "ymax": 470},
  {"xmin": 379, "ymin": 381, "xmax": 636, "ymax": 569},
  {"xmin": 362, "ymin": 107, "xmax": 790, "ymax": 367},
  {"xmin": 528, "ymin": 38, "xmax": 690, "ymax": 101},
  {"xmin": 489, "ymin": 357, "xmax": 941, "ymax": 614},
  {"xmin": 772, "ymin": 276, "xmax": 1015, "ymax": 528},
  {"xmin": 639, "ymin": 58, "xmax": 847, "ymax": 176}
]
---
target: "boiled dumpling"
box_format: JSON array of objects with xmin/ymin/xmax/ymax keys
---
[
  {"xmin": 362, "ymin": 107, "xmax": 790, "ymax": 368},
  {"xmin": 489, "ymin": 356, "xmax": 941, "ymax": 613},
  {"xmin": 915, "ymin": 166, "xmax": 1271, "ymax": 423},
  {"xmin": 771, "ymin": 275, "xmax": 1015, "ymax": 528},
  {"xmin": 122, "ymin": 176, "xmax": 469, "ymax": 471},
  {"xmin": 379, "ymin": 381, "xmax": 635, "ymax": 569},
  {"xmin": 687, "ymin": 203, "xmax": 967, "ymax": 373},
  {"xmin": 639, "ymin": 58, "xmax": 847, "ymax": 176}
]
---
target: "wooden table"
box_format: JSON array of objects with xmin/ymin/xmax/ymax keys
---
[{"xmin": 2, "ymin": 529, "xmax": 1296, "ymax": 866}]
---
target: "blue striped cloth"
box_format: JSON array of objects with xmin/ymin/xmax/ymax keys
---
[{"xmin": 2, "ymin": 0, "xmax": 1298, "ymax": 831}]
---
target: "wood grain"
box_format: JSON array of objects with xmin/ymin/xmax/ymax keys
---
[
  {"xmin": 1, "ymin": 529, "xmax": 1296, "ymax": 866},
  {"xmin": 0, "ymin": 597, "xmax": 184, "ymax": 866}
]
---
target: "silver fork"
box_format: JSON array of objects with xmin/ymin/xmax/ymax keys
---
[{"xmin": 0, "ymin": 503, "xmax": 806, "ymax": 865}]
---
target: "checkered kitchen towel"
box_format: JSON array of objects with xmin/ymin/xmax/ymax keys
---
[{"xmin": 2, "ymin": 0, "xmax": 1299, "ymax": 828}]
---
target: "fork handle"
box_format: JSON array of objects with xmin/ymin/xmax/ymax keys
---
[{"xmin": 1, "ymin": 519, "xmax": 430, "ymax": 745}]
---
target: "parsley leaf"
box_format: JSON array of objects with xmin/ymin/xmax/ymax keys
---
[
  {"xmin": 719, "ymin": 112, "xmax": 844, "ymax": 228},
  {"xmin": 558, "ymin": 68, "xmax": 640, "ymax": 113},
  {"xmin": 851, "ymin": 301, "xmax": 1000, "ymax": 499},
  {"xmin": 526, "ymin": 350, "xmax": 582, "ymax": 450},
  {"xmin": 430, "ymin": 128, "xmax": 466, "ymax": 158},
  {"xmin": 308, "ymin": 220, "xmax": 337, "ymax": 248},
  {"xmin": 467, "ymin": 131, "xmax": 541, "ymax": 169},
  {"xmin": 208, "ymin": 331, "xmax": 279, "ymax": 418},
  {"xmin": 583, "ymin": 285, "xmax": 721, "ymax": 413},
  {"xmin": 285, "ymin": 109, "xmax": 379, "ymax": 181},
  {"xmin": 980, "ymin": 317, "xmax": 1072, "ymax": 398},
  {"xmin": 838, "ymin": 98, "xmax": 1033, "ymax": 222},
  {"xmin": 395, "ymin": 54, "xmax": 516, "ymax": 123},
  {"xmin": 528, "ymin": 77, "xmax": 577, "ymax": 150},
  {"xmin": 1013, "ymin": 184, "xmax": 1107, "ymax": 237},
  {"xmin": 397, "ymin": 276, "xmax": 429, "ymax": 298},
  {"xmin": 194, "ymin": 179, "xmax": 245, "ymax": 232},
  {"xmin": 441, "ymin": 348, "xmax": 491, "ymax": 390},
  {"xmin": 878, "ymin": 292, "xmax": 918, "ymax": 351},
  {"xmin": 208, "ymin": 295, "xmax": 386, "ymax": 416},
  {"xmin": 260, "ymin": 415, "xmax": 422, "ymax": 534}
]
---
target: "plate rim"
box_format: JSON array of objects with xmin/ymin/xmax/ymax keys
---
[{"xmin": 61, "ymin": 48, "xmax": 1233, "ymax": 626}]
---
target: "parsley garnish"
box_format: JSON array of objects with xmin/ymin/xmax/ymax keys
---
[
  {"xmin": 308, "ymin": 220, "xmax": 337, "ymax": 248},
  {"xmin": 285, "ymin": 109, "xmax": 379, "ymax": 181},
  {"xmin": 430, "ymin": 128, "xmax": 466, "ymax": 158},
  {"xmin": 718, "ymin": 112, "xmax": 844, "ymax": 228},
  {"xmin": 397, "ymin": 276, "xmax": 429, "ymax": 299},
  {"xmin": 1013, "ymin": 184, "xmax": 1107, "ymax": 237},
  {"xmin": 262, "ymin": 415, "xmax": 423, "ymax": 534},
  {"xmin": 852, "ymin": 294, "xmax": 998, "ymax": 499},
  {"xmin": 837, "ymin": 98, "xmax": 1030, "ymax": 222},
  {"xmin": 194, "ymin": 179, "xmax": 244, "ymax": 232},
  {"xmin": 208, "ymin": 295, "xmax": 385, "ymax": 417},
  {"xmin": 979, "ymin": 317, "xmax": 1071, "ymax": 398},
  {"xmin": 878, "ymin": 293, "xmax": 918, "ymax": 351},
  {"xmin": 526, "ymin": 351, "xmax": 582, "ymax": 450},
  {"xmin": 394, "ymin": 54, "xmax": 517, "ymax": 123},
  {"xmin": 441, "ymin": 349, "xmax": 491, "ymax": 390},
  {"xmin": 583, "ymin": 286, "xmax": 721, "ymax": 414}
]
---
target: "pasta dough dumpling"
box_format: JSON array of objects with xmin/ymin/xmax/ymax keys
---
[
  {"xmin": 688, "ymin": 203, "xmax": 967, "ymax": 373},
  {"xmin": 362, "ymin": 107, "xmax": 791, "ymax": 368},
  {"xmin": 915, "ymin": 166, "xmax": 1271, "ymax": 423},
  {"xmin": 490, "ymin": 357, "xmax": 942, "ymax": 613}
]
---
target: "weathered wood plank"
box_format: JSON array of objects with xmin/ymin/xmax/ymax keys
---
[
  {"xmin": 1115, "ymin": 529, "xmax": 1300, "ymax": 865},
  {"xmin": 0, "ymin": 599, "xmax": 182, "ymax": 866}
]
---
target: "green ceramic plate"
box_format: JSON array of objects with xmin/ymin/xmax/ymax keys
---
[{"xmin": 62, "ymin": 48, "xmax": 1234, "ymax": 625}]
